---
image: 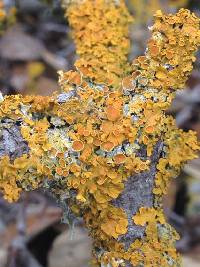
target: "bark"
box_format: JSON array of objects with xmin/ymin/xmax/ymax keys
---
[
  {"xmin": 0, "ymin": 120, "xmax": 29, "ymax": 161},
  {"xmin": 113, "ymin": 141, "xmax": 163, "ymax": 250},
  {"xmin": 0, "ymin": 112, "xmax": 179, "ymax": 266},
  {"xmin": 0, "ymin": 115, "xmax": 165, "ymax": 267}
]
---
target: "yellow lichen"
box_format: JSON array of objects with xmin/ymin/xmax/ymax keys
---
[
  {"xmin": 64, "ymin": 0, "xmax": 133, "ymax": 87},
  {"xmin": 133, "ymin": 207, "xmax": 165, "ymax": 226}
]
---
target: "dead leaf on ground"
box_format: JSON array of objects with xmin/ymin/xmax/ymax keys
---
[
  {"xmin": 0, "ymin": 205, "xmax": 62, "ymax": 249},
  {"xmin": 0, "ymin": 25, "xmax": 68, "ymax": 70},
  {"xmin": 48, "ymin": 227, "xmax": 92, "ymax": 267},
  {"xmin": 0, "ymin": 249, "xmax": 7, "ymax": 267},
  {"xmin": 0, "ymin": 25, "xmax": 44, "ymax": 61},
  {"xmin": 183, "ymin": 256, "xmax": 200, "ymax": 267},
  {"xmin": 24, "ymin": 76, "xmax": 58, "ymax": 96}
]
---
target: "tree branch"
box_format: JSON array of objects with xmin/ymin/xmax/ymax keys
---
[{"xmin": 0, "ymin": 2, "xmax": 200, "ymax": 267}]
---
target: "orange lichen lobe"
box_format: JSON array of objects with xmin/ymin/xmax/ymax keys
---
[
  {"xmin": 101, "ymin": 141, "xmax": 115, "ymax": 152},
  {"xmin": 106, "ymin": 105, "xmax": 121, "ymax": 121},
  {"xmin": 133, "ymin": 207, "xmax": 165, "ymax": 226},
  {"xmin": 100, "ymin": 206, "xmax": 128, "ymax": 238},
  {"xmin": 113, "ymin": 154, "xmax": 126, "ymax": 164},
  {"xmin": 72, "ymin": 140, "xmax": 85, "ymax": 151}
]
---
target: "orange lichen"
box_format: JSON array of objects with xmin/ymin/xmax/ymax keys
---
[
  {"xmin": 101, "ymin": 141, "xmax": 115, "ymax": 152},
  {"xmin": 113, "ymin": 154, "xmax": 126, "ymax": 164},
  {"xmin": 64, "ymin": 0, "xmax": 133, "ymax": 87},
  {"xmin": 100, "ymin": 206, "xmax": 128, "ymax": 238},
  {"xmin": 0, "ymin": 154, "xmax": 45, "ymax": 202},
  {"xmin": 133, "ymin": 207, "xmax": 165, "ymax": 226},
  {"xmin": 72, "ymin": 140, "xmax": 85, "ymax": 151},
  {"xmin": 0, "ymin": 2, "xmax": 200, "ymax": 267},
  {"xmin": 135, "ymin": 8, "xmax": 200, "ymax": 93}
]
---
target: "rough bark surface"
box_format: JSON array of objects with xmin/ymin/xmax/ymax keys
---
[
  {"xmin": 114, "ymin": 141, "xmax": 163, "ymax": 250},
  {"xmin": 0, "ymin": 123, "xmax": 165, "ymax": 267},
  {"xmin": 0, "ymin": 120, "xmax": 29, "ymax": 160}
]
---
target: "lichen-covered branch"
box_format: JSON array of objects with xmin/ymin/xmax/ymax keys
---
[
  {"xmin": 132, "ymin": 8, "xmax": 200, "ymax": 93},
  {"xmin": 0, "ymin": 1, "xmax": 200, "ymax": 267},
  {"xmin": 62, "ymin": 0, "xmax": 133, "ymax": 87}
]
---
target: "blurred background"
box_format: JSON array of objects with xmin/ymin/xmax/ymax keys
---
[{"xmin": 0, "ymin": 0, "xmax": 200, "ymax": 266}]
